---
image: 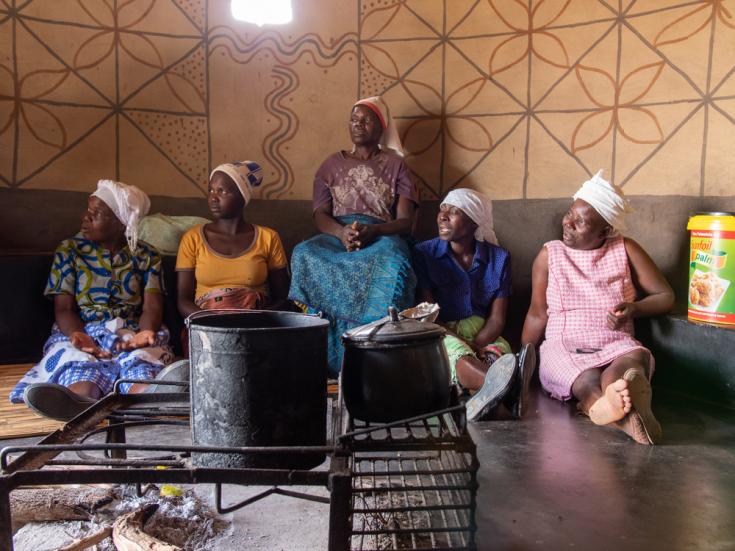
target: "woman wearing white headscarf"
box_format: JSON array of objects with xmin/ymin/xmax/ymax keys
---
[
  {"xmin": 289, "ymin": 97, "xmax": 420, "ymax": 376},
  {"xmin": 10, "ymin": 180, "xmax": 174, "ymax": 420},
  {"xmin": 414, "ymin": 189, "xmax": 533, "ymax": 421},
  {"xmin": 522, "ymin": 170, "xmax": 674, "ymax": 444}
]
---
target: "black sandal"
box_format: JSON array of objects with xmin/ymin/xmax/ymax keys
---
[{"xmin": 23, "ymin": 383, "xmax": 96, "ymax": 421}]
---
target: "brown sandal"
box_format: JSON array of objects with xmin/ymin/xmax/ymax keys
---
[{"xmin": 623, "ymin": 368, "xmax": 662, "ymax": 444}]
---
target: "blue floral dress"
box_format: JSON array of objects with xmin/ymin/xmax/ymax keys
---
[{"xmin": 9, "ymin": 235, "xmax": 173, "ymax": 402}]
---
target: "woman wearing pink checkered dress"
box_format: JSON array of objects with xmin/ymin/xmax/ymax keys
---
[{"xmin": 522, "ymin": 171, "xmax": 674, "ymax": 445}]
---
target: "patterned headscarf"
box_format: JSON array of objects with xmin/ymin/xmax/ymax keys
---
[
  {"xmin": 92, "ymin": 180, "xmax": 150, "ymax": 251},
  {"xmin": 441, "ymin": 188, "xmax": 499, "ymax": 245},
  {"xmin": 572, "ymin": 169, "xmax": 633, "ymax": 234},
  {"xmin": 353, "ymin": 96, "xmax": 405, "ymax": 157},
  {"xmin": 210, "ymin": 161, "xmax": 263, "ymax": 206}
]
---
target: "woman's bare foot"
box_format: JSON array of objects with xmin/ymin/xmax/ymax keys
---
[{"xmin": 588, "ymin": 378, "xmax": 632, "ymax": 425}]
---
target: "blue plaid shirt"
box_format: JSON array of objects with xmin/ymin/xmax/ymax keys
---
[{"xmin": 414, "ymin": 238, "xmax": 512, "ymax": 322}]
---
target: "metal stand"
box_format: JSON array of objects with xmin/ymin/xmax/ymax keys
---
[{"xmin": 0, "ymin": 388, "xmax": 477, "ymax": 551}]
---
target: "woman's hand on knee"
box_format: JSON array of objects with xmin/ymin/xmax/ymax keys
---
[
  {"xmin": 71, "ymin": 331, "xmax": 111, "ymax": 359},
  {"xmin": 607, "ymin": 302, "xmax": 637, "ymax": 330},
  {"xmin": 118, "ymin": 329, "xmax": 156, "ymax": 351}
]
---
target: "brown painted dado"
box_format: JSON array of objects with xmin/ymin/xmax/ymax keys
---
[{"xmin": 4, "ymin": 186, "xmax": 732, "ymax": 310}]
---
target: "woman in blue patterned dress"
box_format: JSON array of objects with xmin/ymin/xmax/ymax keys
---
[
  {"xmin": 289, "ymin": 96, "xmax": 419, "ymax": 376},
  {"xmin": 9, "ymin": 180, "xmax": 173, "ymax": 420}
]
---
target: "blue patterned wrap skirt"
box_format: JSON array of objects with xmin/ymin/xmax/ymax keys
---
[
  {"xmin": 9, "ymin": 319, "xmax": 173, "ymax": 403},
  {"xmin": 288, "ymin": 215, "xmax": 417, "ymax": 376}
]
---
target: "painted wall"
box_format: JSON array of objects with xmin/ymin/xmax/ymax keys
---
[
  {"xmin": 2, "ymin": 0, "xmax": 735, "ymax": 352},
  {"xmin": 1, "ymin": 0, "xmax": 733, "ymax": 201}
]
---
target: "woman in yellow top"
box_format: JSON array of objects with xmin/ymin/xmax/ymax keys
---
[{"xmin": 176, "ymin": 161, "xmax": 289, "ymax": 317}]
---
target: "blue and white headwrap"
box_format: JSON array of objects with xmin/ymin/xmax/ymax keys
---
[{"xmin": 210, "ymin": 161, "xmax": 263, "ymax": 206}]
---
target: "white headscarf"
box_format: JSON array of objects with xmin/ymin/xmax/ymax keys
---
[
  {"xmin": 210, "ymin": 160, "xmax": 263, "ymax": 207},
  {"xmin": 354, "ymin": 96, "xmax": 405, "ymax": 157},
  {"xmin": 92, "ymin": 180, "xmax": 150, "ymax": 251},
  {"xmin": 441, "ymin": 188, "xmax": 499, "ymax": 245},
  {"xmin": 572, "ymin": 169, "xmax": 633, "ymax": 234}
]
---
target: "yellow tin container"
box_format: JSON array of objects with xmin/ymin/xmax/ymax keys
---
[{"xmin": 687, "ymin": 212, "xmax": 735, "ymax": 325}]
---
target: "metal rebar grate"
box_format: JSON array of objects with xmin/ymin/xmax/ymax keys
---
[{"xmin": 340, "ymin": 407, "xmax": 477, "ymax": 550}]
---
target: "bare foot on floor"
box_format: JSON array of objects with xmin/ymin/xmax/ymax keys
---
[
  {"xmin": 613, "ymin": 411, "xmax": 652, "ymax": 445},
  {"xmin": 589, "ymin": 378, "xmax": 632, "ymax": 425}
]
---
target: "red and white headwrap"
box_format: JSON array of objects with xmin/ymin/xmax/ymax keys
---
[
  {"xmin": 92, "ymin": 180, "xmax": 151, "ymax": 251},
  {"xmin": 353, "ymin": 96, "xmax": 405, "ymax": 157}
]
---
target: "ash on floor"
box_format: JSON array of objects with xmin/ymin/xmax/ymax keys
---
[{"xmin": 13, "ymin": 484, "xmax": 230, "ymax": 551}]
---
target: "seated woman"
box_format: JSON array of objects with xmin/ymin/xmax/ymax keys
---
[
  {"xmin": 289, "ymin": 97, "xmax": 419, "ymax": 376},
  {"xmin": 522, "ymin": 170, "xmax": 674, "ymax": 444},
  {"xmin": 9, "ymin": 180, "xmax": 174, "ymax": 421},
  {"xmin": 176, "ymin": 161, "xmax": 290, "ymax": 319},
  {"xmin": 414, "ymin": 189, "xmax": 535, "ymax": 422}
]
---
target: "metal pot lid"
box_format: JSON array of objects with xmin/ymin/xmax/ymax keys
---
[{"xmin": 342, "ymin": 306, "xmax": 445, "ymax": 343}]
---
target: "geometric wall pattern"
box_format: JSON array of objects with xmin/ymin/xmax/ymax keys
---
[
  {"xmin": 361, "ymin": 0, "xmax": 735, "ymax": 199},
  {"xmin": 2, "ymin": 0, "xmax": 734, "ymax": 202},
  {"xmin": 0, "ymin": 0, "xmax": 209, "ymax": 196}
]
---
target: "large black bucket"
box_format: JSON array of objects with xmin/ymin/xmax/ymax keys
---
[{"xmin": 188, "ymin": 310, "xmax": 329, "ymax": 469}]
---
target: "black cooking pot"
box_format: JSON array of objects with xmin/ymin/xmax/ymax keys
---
[
  {"xmin": 341, "ymin": 307, "xmax": 450, "ymax": 422},
  {"xmin": 187, "ymin": 310, "xmax": 329, "ymax": 469}
]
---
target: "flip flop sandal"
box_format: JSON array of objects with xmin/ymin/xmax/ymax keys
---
[
  {"xmin": 512, "ymin": 343, "xmax": 537, "ymax": 419},
  {"xmin": 623, "ymin": 368, "xmax": 662, "ymax": 444},
  {"xmin": 23, "ymin": 383, "xmax": 96, "ymax": 422},
  {"xmin": 465, "ymin": 354, "xmax": 517, "ymax": 422},
  {"xmin": 144, "ymin": 359, "xmax": 190, "ymax": 393},
  {"xmin": 625, "ymin": 411, "xmax": 653, "ymax": 445}
]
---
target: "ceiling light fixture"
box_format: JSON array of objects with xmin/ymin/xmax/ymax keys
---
[{"xmin": 231, "ymin": 0, "xmax": 293, "ymax": 26}]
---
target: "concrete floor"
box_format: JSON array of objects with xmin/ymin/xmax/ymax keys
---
[
  {"xmin": 3, "ymin": 387, "xmax": 735, "ymax": 550},
  {"xmin": 472, "ymin": 387, "xmax": 735, "ymax": 551}
]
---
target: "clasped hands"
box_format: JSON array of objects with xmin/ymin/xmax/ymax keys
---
[
  {"xmin": 341, "ymin": 221, "xmax": 377, "ymax": 252},
  {"xmin": 71, "ymin": 329, "xmax": 157, "ymax": 358}
]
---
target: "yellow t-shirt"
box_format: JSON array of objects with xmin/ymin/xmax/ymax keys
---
[{"xmin": 175, "ymin": 224, "xmax": 288, "ymax": 300}]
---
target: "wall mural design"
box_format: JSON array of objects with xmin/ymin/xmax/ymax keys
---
[
  {"xmin": 207, "ymin": 24, "xmax": 358, "ymax": 198},
  {"xmin": 0, "ymin": 0, "xmax": 209, "ymax": 195},
  {"xmin": 360, "ymin": 0, "xmax": 735, "ymax": 199},
  {"xmin": 0, "ymin": 0, "xmax": 733, "ymax": 201}
]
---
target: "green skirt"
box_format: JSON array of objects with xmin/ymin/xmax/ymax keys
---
[{"xmin": 443, "ymin": 315, "xmax": 511, "ymax": 383}]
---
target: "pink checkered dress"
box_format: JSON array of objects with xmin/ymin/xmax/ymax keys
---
[{"xmin": 539, "ymin": 235, "xmax": 652, "ymax": 401}]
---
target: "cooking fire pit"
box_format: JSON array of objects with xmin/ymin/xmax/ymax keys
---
[{"xmin": 0, "ymin": 383, "xmax": 478, "ymax": 550}]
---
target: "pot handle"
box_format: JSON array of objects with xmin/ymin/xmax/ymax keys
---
[
  {"xmin": 185, "ymin": 308, "xmax": 251, "ymax": 328},
  {"xmin": 388, "ymin": 306, "xmax": 399, "ymax": 322},
  {"xmin": 184, "ymin": 308, "xmax": 323, "ymax": 328},
  {"xmin": 364, "ymin": 307, "xmax": 399, "ymax": 341}
]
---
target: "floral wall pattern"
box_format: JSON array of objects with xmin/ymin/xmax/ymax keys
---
[
  {"xmin": 1, "ymin": 0, "xmax": 733, "ymax": 202},
  {"xmin": 362, "ymin": 0, "xmax": 735, "ymax": 199}
]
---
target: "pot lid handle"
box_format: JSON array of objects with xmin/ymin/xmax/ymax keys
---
[{"xmin": 388, "ymin": 306, "xmax": 399, "ymax": 322}]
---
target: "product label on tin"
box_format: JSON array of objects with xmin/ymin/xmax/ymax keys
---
[{"xmin": 688, "ymin": 230, "xmax": 735, "ymax": 325}]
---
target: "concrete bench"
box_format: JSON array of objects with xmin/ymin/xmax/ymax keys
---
[
  {"xmin": 636, "ymin": 313, "xmax": 735, "ymax": 408},
  {"xmin": 0, "ymin": 253, "xmax": 185, "ymax": 363}
]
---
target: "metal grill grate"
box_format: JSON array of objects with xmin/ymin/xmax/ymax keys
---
[
  {"xmin": 339, "ymin": 409, "xmax": 478, "ymax": 551},
  {"xmin": 0, "ymin": 390, "xmax": 478, "ymax": 551}
]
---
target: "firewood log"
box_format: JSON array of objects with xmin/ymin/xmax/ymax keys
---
[
  {"xmin": 112, "ymin": 504, "xmax": 180, "ymax": 551},
  {"xmin": 56, "ymin": 526, "xmax": 113, "ymax": 550},
  {"xmin": 10, "ymin": 486, "xmax": 115, "ymax": 530}
]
